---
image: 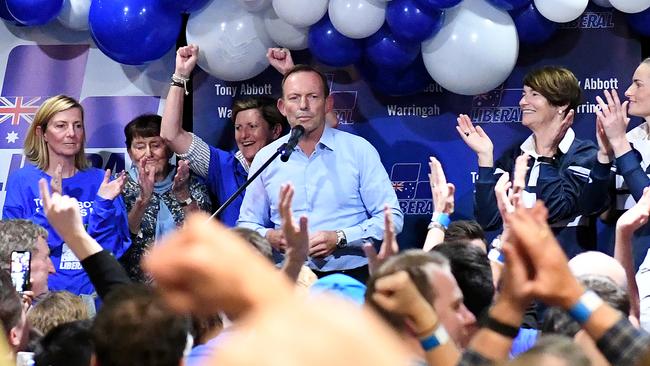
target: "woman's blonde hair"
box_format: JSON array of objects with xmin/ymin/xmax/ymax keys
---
[{"xmin": 24, "ymin": 95, "xmax": 89, "ymax": 170}]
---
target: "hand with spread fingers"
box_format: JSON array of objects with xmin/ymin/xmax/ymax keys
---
[
  {"xmin": 494, "ymin": 172, "xmax": 514, "ymax": 217},
  {"xmin": 172, "ymin": 160, "xmax": 191, "ymax": 202},
  {"xmin": 456, "ymin": 114, "xmax": 494, "ymax": 167},
  {"xmin": 505, "ymin": 201, "xmax": 584, "ymax": 309},
  {"xmin": 536, "ymin": 109, "xmax": 574, "ymax": 157},
  {"xmin": 137, "ymin": 160, "xmax": 155, "ymax": 204},
  {"xmin": 595, "ymin": 89, "xmax": 631, "ymax": 158},
  {"xmin": 279, "ymin": 183, "xmax": 310, "ymax": 282},
  {"xmin": 595, "ymin": 115, "xmax": 615, "ymax": 164},
  {"xmin": 428, "ymin": 156, "xmax": 455, "ymax": 216},
  {"xmin": 494, "ymin": 154, "xmax": 528, "ymax": 219},
  {"xmin": 97, "ymin": 169, "xmax": 126, "ymax": 200}
]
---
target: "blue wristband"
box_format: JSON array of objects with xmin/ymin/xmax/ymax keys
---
[
  {"xmin": 568, "ymin": 291, "xmax": 603, "ymax": 325},
  {"xmin": 431, "ymin": 213, "xmax": 451, "ymax": 229},
  {"xmin": 419, "ymin": 325, "xmax": 449, "ymax": 351}
]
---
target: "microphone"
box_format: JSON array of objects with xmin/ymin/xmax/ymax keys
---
[{"xmin": 280, "ymin": 125, "xmax": 305, "ymax": 162}]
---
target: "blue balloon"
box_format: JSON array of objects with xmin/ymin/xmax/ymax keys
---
[
  {"xmin": 486, "ymin": 0, "xmax": 530, "ymax": 11},
  {"xmin": 89, "ymin": 0, "xmax": 182, "ymax": 65},
  {"xmin": 160, "ymin": 0, "xmax": 211, "ymax": 13},
  {"xmin": 628, "ymin": 7, "xmax": 650, "ymax": 37},
  {"xmin": 386, "ymin": 0, "xmax": 444, "ymax": 44},
  {"xmin": 365, "ymin": 25, "xmax": 420, "ymax": 70},
  {"xmin": 360, "ymin": 55, "xmax": 433, "ymax": 96},
  {"xmin": 415, "ymin": 0, "xmax": 462, "ymax": 12},
  {"xmin": 511, "ymin": 2, "xmax": 557, "ymax": 44},
  {"xmin": 0, "ymin": 0, "xmax": 21, "ymax": 23},
  {"xmin": 308, "ymin": 15, "xmax": 362, "ymax": 67},
  {"xmin": 6, "ymin": 0, "xmax": 62, "ymax": 25}
]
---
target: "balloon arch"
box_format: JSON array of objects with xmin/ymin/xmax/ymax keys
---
[{"xmin": 1, "ymin": 0, "xmax": 649, "ymax": 96}]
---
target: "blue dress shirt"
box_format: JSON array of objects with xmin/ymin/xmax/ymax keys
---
[{"xmin": 237, "ymin": 125, "xmax": 403, "ymax": 271}]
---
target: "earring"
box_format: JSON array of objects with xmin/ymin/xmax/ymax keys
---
[{"xmin": 558, "ymin": 110, "xmax": 564, "ymax": 114}]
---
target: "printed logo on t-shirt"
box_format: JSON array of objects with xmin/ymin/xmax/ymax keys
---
[
  {"xmin": 59, "ymin": 243, "xmax": 82, "ymax": 270},
  {"xmin": 32, "ymin": 198, "xmax": 94, "ymax": 216}
]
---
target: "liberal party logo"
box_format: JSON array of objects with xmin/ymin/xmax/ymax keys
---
[
  {"xmin": 324, "ymin": 73, "xmax": 357, "ymax": 125},
  {"xmin": 560, "ymin": 11, "xmax": 614, "ymax": 29},
  {"xmin": 470, "ymin": 85, "xmax": 523, "ymax": 124},
  {"xmin": 390, "ymin": 162, "xmax": 433, "ymax": 215}
]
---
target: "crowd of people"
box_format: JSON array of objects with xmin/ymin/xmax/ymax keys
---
[{"xmin": 2, "ymin": 45, "xmax": 650, "ymax": 366}]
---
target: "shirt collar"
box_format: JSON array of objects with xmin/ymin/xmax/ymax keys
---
[
  {"xmin": 317, "ymin": 125, "xmax": 336, "ymax": 151},
  {"xmin": 234, "ymin": 150, "xmax": 250, "ymax": 173},
  {"xmin": 627, "ymin": 121, "xmax": 650, "ymax": 141},
  {"xmin": 520, "ymin": 128, "xmax": 575, "ymax": 158}
]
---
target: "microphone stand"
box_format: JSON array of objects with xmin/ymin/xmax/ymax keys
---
[{"xmin": 209, "ymin": 143, "xmax": 291, "ymax": 221}]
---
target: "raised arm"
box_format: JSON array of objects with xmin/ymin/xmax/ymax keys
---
[
  {"xmin": 423, "ymin": 156, "xmax": 454, "ymax": 251},
  {"xmin": 278, "ymin": 183, "xmax": 309, "ymax": 283},
  {"xmin": 508, "ymin": 201, "xmax": 650, "ymax": 366},
  {"xmin": 596, "ymin": 89, "xmax": 650, "ymax": 201},
  {"xmin": 372, "ymin": 270, "xmax": 461, "ymax": 366},
  {"xmin": 160, "ymin": 44, "xmax": 198, "ymax": 155},
  {"xmin": 614, "ymin": 187, "xmax": 650, "ymax": 320},
  {"xmin": 87, "ymin": 169, "xmax": 131, "ymax": 259},
  {"xmin": 363, "ymin": 205, "xmax": 400, "ymax": 276},
  {"xmin": 579, "ymin": 115, "xmax": 615, "ymax": 216}
]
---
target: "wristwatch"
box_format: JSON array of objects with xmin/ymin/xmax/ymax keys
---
[
  {"xmin": 335, "ymin": 230, "xmax": 347, "ymax": 249},
  {"xmin": 178, "ymin": 196, "xmax": 193, "ymax": 207}
]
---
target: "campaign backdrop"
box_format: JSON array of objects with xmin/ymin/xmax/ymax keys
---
[
  {"xmin": 192, "ymin": 5, "xmax": 642, "ymax": 251},
  {"xmin": 0, "ymin": 5, "xmax": 642, "ymax": 254}
]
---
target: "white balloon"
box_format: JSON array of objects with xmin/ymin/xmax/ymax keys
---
[
  {"xmin": 609, "ymin": 0, "xmax": 650, "ymax": 13},
  {"xmin": 272, "ymin": 0, "xmax": 328, "ymax": 27},
  {"xmin": 421, "ymin": 0, "xmax": 518, "ymax": 96},
  {"xmin": 329, "ymin": 0, "xmax": 386, "ymax": 39},
  {"xmin": 534, "ymin": 0, "xmax": 588, "ymax": 23},
  {"xmin": 591, "ymin": 0, "xmax": 612, "ymax": 8},
  {"xmin": 264, "ymin": 8, "xmax": 309, "ymax": 50},
  {"xmin": 57, "ymin": 0, "xmax": 90, "ymax": 31},
  {"xmin": 238, "ymin": 0, "xmax": 272, "ymax": 12},
  {"xmin": 186, "ymin": 0, "xmax": 276, "ymax": 81}
]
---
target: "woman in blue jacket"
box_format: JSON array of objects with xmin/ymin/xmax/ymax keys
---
[{"xmin": 457, "ymin": 66, "xmax": 598, "ymax": 258}]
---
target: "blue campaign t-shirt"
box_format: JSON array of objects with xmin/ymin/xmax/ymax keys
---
[{"xmin": 3, "ymin": 163, "xmax": 130, "ymax": 295}]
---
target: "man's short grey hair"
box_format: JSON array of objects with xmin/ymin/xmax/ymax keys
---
[
  {"xmin": 365, "ymin": 250, "xmax": 450, "ymax": 331},
  {"xmin": 0, "ymin": 219, "xmax": 48, "ymax": 271}
]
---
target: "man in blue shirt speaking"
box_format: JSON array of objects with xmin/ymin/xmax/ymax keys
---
[{"xmin": 237, "ymin": 64, "xmax": 403, "ymax": 283}]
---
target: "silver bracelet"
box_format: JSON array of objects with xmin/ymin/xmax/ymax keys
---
[{"xmin": 171, "ymin": 73, "xmax": 190, "ymax": 96}]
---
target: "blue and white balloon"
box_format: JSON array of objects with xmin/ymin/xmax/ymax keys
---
[
  {"xmin": 272, "ymin": 0, "xmax": 328, "ymax": 27},
  {"xmin": 187, "ymin": 0, "xmax": 275, "ymax": 80},
  {"xmin": 58, "ymin": 0, "xmax": 90, "ymax": 30},
  {"xmin": 421, "ymin": 0, "xmax": 518, "ymax": 95},
  {"xmin": 264, "ymin": 7, "xmax": 309, "ymax": 50},
  {"xmin": 329, "ymin": 0, "xmax": 386, "ymax": 39}
]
